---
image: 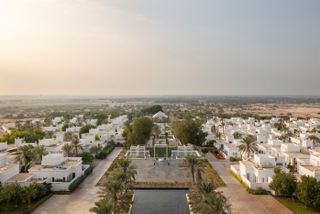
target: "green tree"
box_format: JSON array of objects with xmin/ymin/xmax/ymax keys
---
[
  {"xmin": 238, "ymin": 135, "xmax": 257, "ymax": 159},
  {"xmin": 233, "ymin": 132, "xmax": 242, "ymax": 139},
  {"xmin": 34, "ymin": 145, "xmax": 48, "ymax": 163},
  {"xmin": 0, "ymin": 183, "xmax": 24, "ymax": 206},
  {"xmin": 172, "ymin": 120, "xmax": 207, "ymax": 146},
  {"xmin": 307, "ymin": 135, "xmax": 320, "ymax": 146},
  {"xmin": 116, "ymin": 159, "xmax": 137, "ymax": 192},
  {"xmin": 62, "ymin": 143, "xmax": 73, "ymax": 157},
  {"xmin": 62, "ymin": 123, "xmax": 69, "ymax": 132},
  {"xmin": 183, "ymin": 155, "xmax": 205, "ymax": 183},
  {"xmin": 205, "ymin": 191, "xmax": 230, "ymax": 214},
  {"xmin": 80, "ymin": 152, "xmax": 94, "ymax": 164},
  {"xmin": 64, "ymin": 132, "xmax": 73, "ymax": 142},
  {"xmin": 296, "ymin": 176, "xmax": 318, "ymax": 208},
  {"xmin": 71, "ymin": 136, "xmax": 82, "ymax": 156},
  {"xmin": 90, "ymin": 199, "xmax": 113, "ymax": 214},
  {"xmin": 80, "ymin": 124, "xmax": 95, "ymax": 135},
  {"xmin": 141, "ymin": 105, "xmax": 163, "ymax": 114},
  {"xmin": 15, "ymin": 145, "xmax": 35, "ymax": 172},
  {"xmin": 90, "ymin": 145, "xmax": 101, "ymax": 157},
  {"xmin": 102, "ymin": 179, "xmax": 122, "ymax": 203},
  {"xmin": 269, "ymin": 170, "xmax": 297, "ymax": 197},
  {"xmin": 24, "ymin": 183, "xmax": 38, "ymax": 205},
  {"xmin": 123, "ymin": 117, "xmax": 153, "ymax": 146},
  {"xmin": 198, "ymin": 180, "xmax": 215, "ymax": 194}
]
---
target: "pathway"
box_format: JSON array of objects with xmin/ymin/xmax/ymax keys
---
[
  {"xmin": 32, "ymin": 148, "xmax": 122, "ymax": 214},
  {"xmin": 206, "ymin": 153, "xmax": 292, "ymax": 214}
]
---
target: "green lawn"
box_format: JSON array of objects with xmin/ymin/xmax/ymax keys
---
[
  {"xmin": 151, "ymin": 147, "xmax": 175, "ymax": 158},
  {"xmin": 275, "ymin": 197, "xmax": 320, "ymax": 214}
]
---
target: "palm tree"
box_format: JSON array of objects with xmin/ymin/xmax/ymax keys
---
[
  {"xmin": 198, "ymin": 180, "xmax": 215, "ymax": 194},
  {"xmin": 307, "ymin": 135, "xmax": 320, "ymax": 146},
  {"xmin": 64, "ymin": 132, "xmax": 73, "ymax": 142},
  {"xmin": 62, "ymin": 144, "xmax": 73, "ymax": 157},
  {"xmin": 233, "ymin": 132, "xmax": 242, "ymax": 139},
  {"xmin": 116, "ymin": 159, "xmax": 136, "ymax": 192},
  {"xmin": 24, "ymin": 183, "xmax": 38, "ymax": 205},
  {"xmin": 90, "ymin": 145, "xmax": 100, "ymax": 157},
  {"xmin": 71, "ymin": 136, "xmax": 82, "ymax": 156},
  {"xmin": 205, "ymin": 192, "xmax": 230, "ymax": 214},
  {"xmin": 238, "ymin": 135, "xmax": 257, "ymax": 160},
  {"xmin": 103, "ymin": 179, "xmax": 122, "ymax": 203},
  {"xmin": 34, "ymin": 145, "xmax": 47, "ymax": 163},
  {"xmin": 183, "ymin": 155, "xmax": 204, "ymax": 183},
  {"xmin": 15, "ymin": 145, "xmax": 35, "ymax": 172},
  {"xmin": 216, "ymin": 131, "xmax": 222, "ymax": 140},
  {"xmin": 90, "ymin": 199, "xmax": 113, "ymax": 214}
]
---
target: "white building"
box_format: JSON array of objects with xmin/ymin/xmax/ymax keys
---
[
  {"xmin": 39, "ymin": 138, "xmax": 56, "ymax": 147},
  {"xmin": 0, "ymin": 153, "xmax": 19, "ymax": 185},
  {"xmin": 231, "ymin": 154, "xmax": 275, "ymax": 190},
  {"xmin": 29, "ymin": 153, "xmax": 89, "ymax": 191},
  {"xmin": 0, "ymin": 142, "xmax": 8, "ymax": 152}
]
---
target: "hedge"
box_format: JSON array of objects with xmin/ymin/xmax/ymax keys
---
[{"xmin": 68, "ymin": 165, "xmax": 93, "ymax": 192}]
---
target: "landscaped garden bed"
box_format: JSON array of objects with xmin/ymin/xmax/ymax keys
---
[{"xmin": 0, "ymin": 183, "xmax": 52, "ymax": 214}]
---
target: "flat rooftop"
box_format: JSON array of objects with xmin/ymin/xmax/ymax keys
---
[
  {"xmin": 7, "ymin": 173, "xmax": 33, "ymax": 182},
  {"xmin": 301, "ymin": 165, "xmax": 320, "ymax": 172},
  {"xmin": 0, "ymin": 163, "xmax": 17, "ymax": 174}
]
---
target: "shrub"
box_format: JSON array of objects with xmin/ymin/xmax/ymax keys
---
[
  {"xmin": 201, "ymin": 148, "xmax": 209, "ymax": 154},
  {"xmin": 96, "ymin": 142, "xmax": 115, "ymax": 159},
  {"xmin": 247, "ymin": 187, "xmax": 269, "ymax": 195},
  {"xmin": 230, "ymin": 157, "xmax": 242, "ymax": 162},
  {"xmin": 296, "ymin": 176, "xmax": 319, "ymax": 208},
  {"xmin": 269, "ymin": 170, "xmax": 296, "ymax": 197},
  {"xmin": 80, "ymin": 152, "xmax": 94, "ymax": 164},
  {"xmin": 68, "ymin": 165, "xmax": 93, "ymax": 192}
]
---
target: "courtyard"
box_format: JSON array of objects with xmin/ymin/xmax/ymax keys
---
[{"xmin": 132, "ymin": 159, "xmax": 193, "ymax": 183}]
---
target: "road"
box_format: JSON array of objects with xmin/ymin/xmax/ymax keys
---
[
  {"xmin": 206, "ymin": 153, "xmax": 292, "ymax": 214},
  {"xmin": 32, "ymin": 148, "xmax": 122, "ymax": 214}
]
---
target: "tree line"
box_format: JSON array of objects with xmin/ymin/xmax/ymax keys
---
[{"xmin": 270, "ymin": 169, "xmax": 320, "ymax": 210}]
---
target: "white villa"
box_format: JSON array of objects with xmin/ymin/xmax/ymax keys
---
[
  {"xmin": 29, "ymin": 153, "xmax": 89, "ymax": 191},
  {"xmin": 0, "ymin": 153, "xmax": 19, "ymax": 185},
  {"xmin": 200, "ymin": 116, "xmax": 320, "ymax": 190},
  {"xmin": 231, "ymin": 154, "xmax": 275, "ymax": 190},
  {"xmin": 0, "ymin": 142, "xmax": 8, "ymax": 152}
]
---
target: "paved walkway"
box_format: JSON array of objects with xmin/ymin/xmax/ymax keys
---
[
  {"xmin": 32, "ymin": 148, "xmax": 122, "ymax": 214},
  {"xmin": 206, "ymin": 153, "xmax": 292, "ymax": 214}
]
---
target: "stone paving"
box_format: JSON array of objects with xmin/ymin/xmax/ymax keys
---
[{"xmin": 132, "ymin": 159, "xmax": 192, "ymax": 183}]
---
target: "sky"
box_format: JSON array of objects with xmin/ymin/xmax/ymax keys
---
[{"xmin": 0, "ymin": 0, "xmax": 319, "ymax": 96}]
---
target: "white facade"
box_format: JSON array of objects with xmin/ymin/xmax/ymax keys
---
[
  {"xmin": 39, "ymin": 138, "xmax": 55, "ymax": 147},
  {"xmin": 231, "ymin": 154, "xmax": 275, "ymax": 190},
  {"xmin": 0, "ymin": 153, "xmax": 19, "ymax": 185},
  {"xmin": 29, "ymin": 153, "xmax": 88, "ymax": 191},
  {"xmin": 0, "ymin": 142, "xmax": 8, "ymax": 151}
]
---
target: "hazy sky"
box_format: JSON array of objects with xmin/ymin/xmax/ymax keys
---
[{"xmin": 0, "ymin": 0, "xmax": 319, "ymax": 96}]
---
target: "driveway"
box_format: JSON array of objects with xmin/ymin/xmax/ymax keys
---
[
  {"xmin": 32, "ymin": 148, "xmax": 122, "ymax": 214},
  {"xmin": 206, "ymin": 153, "xmax": 292, "ymax": 214}
]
